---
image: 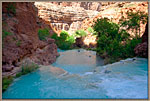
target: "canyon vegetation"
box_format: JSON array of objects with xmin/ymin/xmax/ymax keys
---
[{"xmin": 2, "ymin": 2, "xmax": 148, "ymax": 99}]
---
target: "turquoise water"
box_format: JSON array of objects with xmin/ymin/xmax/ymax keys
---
[{"xmin": 3, "ymin": 49, "xmax": 148, "ymax": 99}]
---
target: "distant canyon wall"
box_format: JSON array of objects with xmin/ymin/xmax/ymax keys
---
[
  {"xmin": 34, "ymin": 2, "xmax": 102, "ymax": 34},
  {"xmin": 35, "ymin": 2, "xmax": 148, "ymax": 37}
]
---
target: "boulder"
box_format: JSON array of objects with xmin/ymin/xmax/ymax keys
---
[{"xmin": 49, "ymin": 66, "xmax": 67, "ymax": 76}]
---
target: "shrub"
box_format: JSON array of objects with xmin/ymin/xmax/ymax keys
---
[
  {"xmin": 75, "ymin": 29, "xmax": 87, "ymax": 38},
  {"xmin": 51, "ymin": 33, "xmax": 59, "ymax": 40},
  {"xmin": 93, "ymin": 17, "xmax": 141, "ymax": 63},
  {"xmin": 38, "ymin": 28, "xmax": 50, "ymax": 40},
  {"xmin": 2, "ymin": 30, "xmax": 13, "ymax": 41},
  {"xmin": 16, "ymin": 40, "xmax": 21, "ymax": 47},
  {"xmin": 7, "ymin": 3, "xmax": 16, "ymax": 16},
  {"xmin": 2, "ymin": 76, "xmax": 14, "ymax": 92},
  {"xmin": 3, "ymin": 62, "xmax": 40, "ymax": 92},
  {"xmin": 51, "ymin": 30, "xmax": 75, "ymax": 50},
  {"xmin": 120, "ymin": 10, "xmax": 148, "ymax": 38},
  {"xmin": 16, "ymin": 62, "xmax": 40, "ymax": 78},
  {"xmin": 87, "ymin": 27, "xmax": 96, "ymax": 35},
  {"xmin": 122, "ymin": 38, "xmax": 142, "ymax": 58}
]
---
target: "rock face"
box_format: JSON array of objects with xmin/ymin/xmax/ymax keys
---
[
  {"xmin": 81, "ymin": 2, "xmax": 148, "ymax": 37},
  {"xmin": 79, "ymin": 2, "xmax": 148, "ymax": 48},
  {"xmin": 134, "ymin": 22, "xmax": 148, "ymax": 58},
  {"xmin": 34, "ymin": 2, "xmax": 101, "ymax": 34},
  {"xmin": 2, "ymin": 2, "xmax": 59, "ymax": 75}
]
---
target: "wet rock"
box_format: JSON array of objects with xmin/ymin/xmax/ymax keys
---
[
  {"xmin": 86, "ymin": 83, "xmax": 99, "ymax": 89},
  {"xmin": 104, "ymin": 70, "xmax": 111, "ymax": 74},
  {"xmin": 133, "ymin": 58, "xmax": 136, "ymax": 61}
]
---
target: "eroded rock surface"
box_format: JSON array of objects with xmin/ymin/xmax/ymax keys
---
[
  {"xmin": 2, "ymin": 2, "xmax": 59, "ymax": 76},
  {"xmin": 34, "ymin": 2, "xmax": 101, "ymax": 34}
]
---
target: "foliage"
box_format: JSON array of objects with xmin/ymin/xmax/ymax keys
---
[
  {"xmin": 122, "ymin": 38, "xmax": 142, "ymax": 58},
  {"xmin": 16, "ymin": 40, "xmax": 21, "ymax": 47},
  {"xmin": 93, "ymin": 17, "xmax": 141, "ymax": 64},
  {"xmin": 2, "ymin": 30, "xmax": 13, "ymax": 41},
  {"xmin": 3, "ymin": 62, "xmax": 40, "ymax": 92},
  {"xmin": 16, "ymin": 62, "xmax": 40, "ymax": 78},
  {"xmin": 38, "ymin": 28, "xmax": 50, "ymax": 40},
  {"xmin": 7, "ymin": 3, "xmax": 16, "ymax": 16},
  {"xmin": 87, "ymin": 27, "xmax": 96, "ymax": 35},
  {"xmin": 51, "ymin": 30, "xmax": 75, "ymax": 50},
  {"xmin": 120, "ymin": 10, "xmax": 148, "ymax": 38},
  {"xmin": 74, "ymin": 29, "xmax": 87, "ymax": 38},
  {"xmin": 2, "ymin": 76, "xmax": 13, "ymax": 92}
]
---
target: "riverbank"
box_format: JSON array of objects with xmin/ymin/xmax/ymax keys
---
[{"xmin": 3, "ymin": 49, "xmax": 148, "ymax": 99}]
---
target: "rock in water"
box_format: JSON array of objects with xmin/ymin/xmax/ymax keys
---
[
  {"xmin": 104, "ymin": 70, "xmax": 111, "ymax": 74},
  {"xmin": 49, "ymin": 66, "xmax": 67, "ymax": 76}
]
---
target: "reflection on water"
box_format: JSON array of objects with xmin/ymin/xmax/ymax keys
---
[{"xmin": 2, "ymin": 49, "xmax": 148, "ymax": 99}]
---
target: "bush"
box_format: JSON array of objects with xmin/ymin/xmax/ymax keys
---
[
  {"xmin": 120, "ymin": 10, "xmax": 148, "ymax": 38},
  {"xmin": 87, "ymin": 27, "xmax": 97, "ymax": 35},
  {"xmin": 38, "ymin": 28, "xmax": 50, "ymax": 40},
  {"xmin": 75, "ymin": 29, "xmax": 87, "ymax": 38},
  {"xmin": 51, "ymin": 30, "xmax": 75, "ymax": 50},
  {"xmin": 16, "ymin": 40, "xmax": 21, "ymax": 47},
  {"xmin": 16, "ymin": 62, "xmax": 40, "ymax": 78},
  {"xmin": 2, "ymin": 76, "xmax": 13, "ymax": 92},
  {"xmin": 93, "ymin": 17, "xmax": 141, "ymax": 63},
  {"xmin": 122, "ymin": 38, "xmax": 142, "ymax": 58},
  {"xmin": 2, "ymin": 30, "xmax": 13, "ymax": 41},
  {"xmin": 7, "ymin": 3, "xmax": 16, "ymax": 16},
  {"xmin": 2, "ymin": 62, "xmax": 40, "ymax": 92}
]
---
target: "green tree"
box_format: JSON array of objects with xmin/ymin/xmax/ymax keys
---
[
  {"xmin": 38, "ymin": 28, "xmax": 50, "ymax": 40},
  {"xmin": 120, "ymin": 10, "xmax": 148, "ymax": 38}
]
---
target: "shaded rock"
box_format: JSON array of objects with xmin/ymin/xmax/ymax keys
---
[
  {"xmin": 75, "ymin": 37, "xmax": 84, "ymax": 48},
  {"xmin": 104, "ymin": 70, "xmax": 111, "ymax": 74},
  {"xmin": 3, "ymin": 65, "xmax": 14, "ymax": 72},
  {"xmin": 134, "ymin": 22, "xmax": 148, "ymax": 58},
  {"xmin": 134, "ymin": 42, "xmax": 148, "ymax": 58}
]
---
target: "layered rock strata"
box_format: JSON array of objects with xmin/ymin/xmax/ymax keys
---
[{"xmin": 34, "ymin": 2, "xmax": 101, "ymax": 34}]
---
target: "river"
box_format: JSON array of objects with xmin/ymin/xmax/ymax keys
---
[{"xmin": 3, "ymin": 49, "xmax": 148, "ymax": 99}]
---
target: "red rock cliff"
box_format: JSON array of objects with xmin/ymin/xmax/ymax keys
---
[{"xmin": 2, "ymin": 2, "xmax": 59, "ymax": 76}]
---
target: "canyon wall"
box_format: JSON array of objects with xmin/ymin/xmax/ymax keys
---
[
  {"xmin": 34, "ymin": 2, "xmax": 102, "ymax": 34},
  {"xmin": 2, "ymin": 2, "xmax": 59, "ymax": 77},
  {"xmin": 34, "ymin": 2, "xmax": 148, "ymax": 47},
  {"xmin": 81, "ymin": 2, "xmax": 148, "ymax": 37}
]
